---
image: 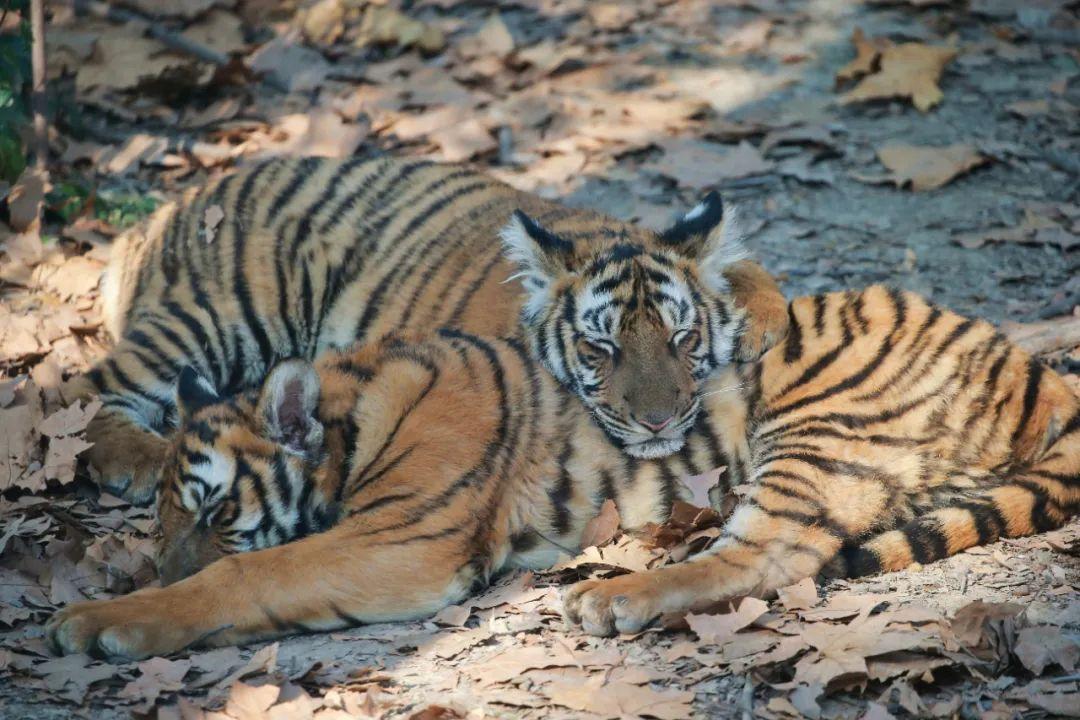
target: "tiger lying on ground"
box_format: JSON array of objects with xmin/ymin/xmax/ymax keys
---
[
  {"xmin": 70, "ymin": 156, "xmax": 786, "ymax": 505},
  {"xmin": 48, "ymin": 211, "xmax": 1079, "ymax": 659}
]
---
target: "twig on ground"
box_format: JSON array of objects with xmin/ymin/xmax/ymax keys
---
[{"xmin": 29, "ymin": 0, "xmax": 47, "ymax": 170}]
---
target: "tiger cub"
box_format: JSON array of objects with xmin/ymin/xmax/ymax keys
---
[
  {"xmin": 71, "ymin": 156, "xmax": 786, "ymax": 504},
  {"xmin": 49, "ymin": 287, "xmax": 1078, "ymax": 657}
]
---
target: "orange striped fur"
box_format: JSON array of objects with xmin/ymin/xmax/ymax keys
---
[
  {"xmin": 67, "ymin": 157, "xmax": 785, "ymax": 505},
  {"xmin": 48, "ymin": 288, "xmax": 1079, "ymax": 658}
]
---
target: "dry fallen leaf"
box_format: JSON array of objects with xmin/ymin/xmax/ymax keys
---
[
  {"xmin": 646, "ymin": 140, "xmax": 773, "ymax": 189},
  {"xmin": 1013, "ymin": 626, "xmax": 1080, "ymax": 675},
  {"xmin": 679, "ymin": 466, "xmax": 725, "ymax": 508},
  {"xmin": 545, "ymin": 674, "xmax": 693, "ymax": 720},
  {"xmin": 875, "ymin": 143, "xmax": 987, "ymax": 191},
  {"xmin": 76, "ymin": 26, "xmax": 201, "ymax": 92},
  {"xmin": 430, "ymin": 119, "xmax": 497, "ymax": 162},
  {"xmin": 6, "ymin": 168, "xmax": 47, "ymax": 232},
  {"xmin": 203, "ymin": 204, "xmax": 225, "ymax": 244},
  {"xmin": 777, "ymin": 577, "xmax": 819, "ymax": 611},
  {"xmin": 836, "ymin": 28, "xmax": 893, "ymax": 83},
  {"xmin": 686, "ymin": 597, "xmax": 769, "ymax": 645},
  {"xmin": 355, "ymin": 5, "xmax": 445, "ymax": 54},
  {"xmin": 840, "ymin": 39, "xmax": 957, "ymax": 112},
  {"xmin": 580, "ymin": 499, "xmax": 621, "ymax": 549},
  {"xmin": 247, "ymin": 35, "xmax": 331, "ymax": 93}
]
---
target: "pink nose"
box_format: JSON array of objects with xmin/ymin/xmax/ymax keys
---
[{"xmin": 638, "ymin": 413, "xmax": 674, "ymax": 432}]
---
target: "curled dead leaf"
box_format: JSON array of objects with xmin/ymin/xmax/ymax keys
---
[
  {"xmin": 840, "ymin": 38, "xmax": 957, "ymax": 112},
  {"xmin": 876, "ymin": 143, "xmax": 988, "ymax": 191}
]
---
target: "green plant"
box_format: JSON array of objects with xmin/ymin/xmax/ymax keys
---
[{"xmin": 0, "ymin": 0, "xmax": 31, "ymax": 183}]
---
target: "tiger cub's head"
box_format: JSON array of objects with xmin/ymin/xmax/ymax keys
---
[
  {"xmin": 155, "ymin": 362, "xmax": 329, "ymax": 584},
  {"xmin": 502, "ymin": 193, "xmax": 753, "ymax": 459}
]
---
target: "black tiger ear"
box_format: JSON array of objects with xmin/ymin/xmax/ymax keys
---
[
  {"xmin": 659, "ymin": 191, "xmax": 725, "ymax": 247},
  {"xmin": 257, "ymin": 360, "xmax": 323, "ymax": 456},
  {"xmin": 500, "ymin": 210, "xmax": 575, "ymax": 320},
  {"xmin": 658, "ymin": 192, "xmax": 748, "ymax": 290},
  {"xmin": 176, "ymin": 366, "xmax": 219, "ymax": 417}
]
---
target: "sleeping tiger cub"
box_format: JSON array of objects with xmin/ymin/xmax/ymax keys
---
[
  {"xmin": 70, "ymin": 156, "xmax": 786, "ymax": 505},
  {"xmin": 48, "ymin": 225, "xmax": 1079, "ymax": 658}
]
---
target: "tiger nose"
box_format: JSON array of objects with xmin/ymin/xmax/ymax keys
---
[{"xmin": 638, "ymin": 412, "xmax": 674, "ymax": 432}]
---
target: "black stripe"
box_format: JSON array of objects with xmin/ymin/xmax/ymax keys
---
[{"xmin": 1011, "ymin": 358, "xmax": 1045, "ymax": 446}]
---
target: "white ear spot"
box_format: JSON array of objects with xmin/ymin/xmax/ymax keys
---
[{"xmin": 682, "ymin": 201, "xmax": 708, "ymax": 221}]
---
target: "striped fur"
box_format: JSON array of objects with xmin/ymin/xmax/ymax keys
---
[
  {"xmin": 48, "ymin": 289, "xmax": 1079, "ymax": 658},
  {"xmin": 68, "ymin": 158, "xmax": 787, "ymax": 504}
]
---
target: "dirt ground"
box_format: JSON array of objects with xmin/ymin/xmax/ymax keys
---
[{"xmin": 1, "ymin": 0, "xmax": 1078, "ymax": 718}]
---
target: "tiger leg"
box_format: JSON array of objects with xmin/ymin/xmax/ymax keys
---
[
  {"xmin": 47, "ymin": 519, "xmax": 478, "ymax": 660},
  {"xmin": 564, "ymin": 501, "xmax": 845, "ymax": 636},
  {"xmin": 65, "ymin": 336, "xmax": 193, "ymax": 504},
  {"xmin": 838, "ymin": 415, "xmax": 1080, "ymax": 576},
  {"xmin": 724, "ymin": 259, "xmax": 790, "ymax": 361}
]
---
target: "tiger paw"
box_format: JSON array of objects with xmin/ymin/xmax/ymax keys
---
[
  {"xmin": 735, "ymin": 295, "xmax": 789, "ymax": 362},
  {"xmin": 562, "ymin": 574, "xmax": 664, "ymax": 637},
  {"xmin": 46, "ymin": 591, "xmax": 192, "ymax": 661},
  {"xmin": 84, "ymin": 424, "xmax": 168, "ymax": 506}
]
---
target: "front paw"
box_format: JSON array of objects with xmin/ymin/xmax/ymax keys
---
[
  {"xmin": 85, "ymin": 426, "xmax": 167, "ymax": 506},
  {"xmin": 46, "ymin": 591, "xmax": 189, "ymax": 661},
  {"xmin": 735, "ymin": 301, "xmax": 789, "ymax": 362},
  {"xmin": 562, "ymin": 574, "xmax": 663, "ymax": 637}
]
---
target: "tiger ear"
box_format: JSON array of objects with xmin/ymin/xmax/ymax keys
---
[
  {"xmin": 659, "ymin": 192, "xmax": 748, "ymax": 291},
  {"xmin": 176, "ymin": 366, "xmax": 219, "ymax": 418},
  {"xmin": 257, "ymin": 360, "xmax": 323, "ymax": 456},
  {"xmin": 500, "ymin": 210, "xmax": 574, "ymax": 321}
]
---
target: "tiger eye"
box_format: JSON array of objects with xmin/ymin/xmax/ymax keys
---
[{"xmin": 576, "ymin": 338, "xmax": 611, "ymax": 365}]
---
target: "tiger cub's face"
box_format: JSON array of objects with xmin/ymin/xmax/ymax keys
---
[
  {"xmin": 502, "ymin": 193, "xmax": 749, "ymax": 459},
  {"xmin": 155, "ymin": 363, "xmax": 326, "ymax": 584}
]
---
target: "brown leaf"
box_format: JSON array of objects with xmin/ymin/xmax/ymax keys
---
[
  {"xmin": 678, "ymin": 466, "xmax": 725, "ymax": 508},
  {"xmin": 182, "ymin": 9, "xmax": 247, "ymax": 56},
  {"xmin": 776, "ymin": 577, "xmax": 819, "ymax": 611},
  {"xmin": 355, "ymin": 5, "xmax": 445, "ymax": 54},
  {"xmin": 299, "ymin": 0, "xmax": 346, "ymax": 45},
  {"xmin": 841, "ymin": 40, "xmax": 957, "ymax": 112},
  {"xmin": 38, "ymin": 398, "xmax": 101, "ymax": 438},
  {"xmin": 76, "ymin": 26, "xmax": 200, "ymax": 92},
  {"xmin": 430, "ymin": 119, "xmax": 497, "ymax": 162},
  {"xmin": 119, "ymin": 656, "xmax": 192, "ymax": 712},
  {"xmin": 581, "ymin": 499, "xmax": 621, "ymax": 549},
  {"xmin": 464, "ymin": 645, "xmax": 622, "ymax": 685},
  {"xmin": 686, "ymin": 596, "xmax": 769, "ymax": 645},
  {"xmin": 7, "ymin": 168, "xmax": 47, "ymax": 232},
  {"xmin": 646, "ymin": 140, "xmax": 773, "ymax": 189},
  {"xmin": 33, "ymin": 654, "xmax": 120, "ymax": 704},
  {"xmin": 876, "ymin": 143, "xmax": 987, "ymax": 191},
  {"xmin": 431, "ymin": 603, "xmax": 471, "ymax": 627},
  {"xmin": 468, "ymin": 12, "xmax": 515, "ymax": 58},
  {"xmin": 1014, "ymin": 626, "xmax": 1080, "ymax": 675},
  {"xmin": 587, "ymin": 4, "xmax": 639, "ymax": 32},
  {"xmin": 203, "ymin": 204, "xmax": 225, "ymax": 244},
  {"xmin": 225, "ymin": 681, "xmax": 280, "ymax": 720},
  {"xmin": 43, "ymin": 435, "xmax": 94, "ymax": 486},
  {"xmin": 545, "ymin": 675, "xmax": 693, "ymax": 720},
  {"xmin": 252, "ymin": 112, "xmax": 366, "ymax": 159},
  {"xmin": 836, "ymin": 28, "xmax": 893, "ymax": 83},
  {"xmin": 247, "ymin": 35, "xmax": 331, "ymax": 93}
]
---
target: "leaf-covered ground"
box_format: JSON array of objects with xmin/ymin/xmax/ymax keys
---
[{"xmin": 1, "ymin": 0, "xmax": 1078, "ymax": 718}]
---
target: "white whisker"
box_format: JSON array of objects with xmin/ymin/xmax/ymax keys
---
[{"xmin": 699, "ymin": 382, "xmax": 748, "ymax": 398}]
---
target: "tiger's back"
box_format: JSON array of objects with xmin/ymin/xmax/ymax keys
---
[
  {"xmin": 743, "ymin": 286, "xmax": 1079, "ymax": 577},
  {"xmin": 82, "ymin": 156, "xmax": 798, "ymax": 504}
]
